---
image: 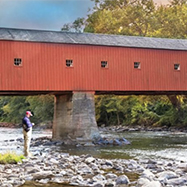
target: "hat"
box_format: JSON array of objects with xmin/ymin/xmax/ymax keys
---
[{"xmin": 26, "ymin": 111, "xmax": 33, "ymax": 116}]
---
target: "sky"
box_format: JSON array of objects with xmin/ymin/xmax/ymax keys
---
[
  {"xmin": 0, "ymin": 0, "xmax": 169, "ymax": 31},
  {"xmin": 0, "ymin": 0, "xmax": 94, "ymax": 31}
]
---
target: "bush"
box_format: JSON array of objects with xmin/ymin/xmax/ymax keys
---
[{"xmin": 0, "ymin": 152, "xmax": 25, "ymax": 164}]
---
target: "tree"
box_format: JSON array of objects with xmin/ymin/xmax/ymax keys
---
[
  {"xmin": 0, "ymin": 96, "xmax": 29, "ymax": 123},
  {"xmin": 0, "ymin": 95, "xmax": 54, "ymax": 125},
  {"xmin": 61, "ymin": 18, "xmax": 85, "ymax": 33},
  {"xmin": 68, "ymin": 0, "xmax": 187, "ymax": 39},
  {"xmin": 26, "ymin": 95, "xmax": 54, "ymax": 124},
  {"xmin": 170, "ymin": 0, "xmax": 187, "ymax": 6},
  {"xmin": 154, "ymin": 2, "xmax": 187, "ymax": 38},
  {"xmin": 85, "ymin": 0, "xmax": 157, "ymax": 36}
]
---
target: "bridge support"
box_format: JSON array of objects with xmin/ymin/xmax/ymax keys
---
[{"xmin": 52, "ymin": 92, "xmax": 101, "ymax": 144}]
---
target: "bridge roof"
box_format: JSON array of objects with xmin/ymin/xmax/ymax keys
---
[{"xmin": 0, "ymin": 27, "xmax": 187, "ymax": 51}]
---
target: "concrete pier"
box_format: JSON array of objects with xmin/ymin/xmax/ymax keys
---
[{"xmin": 52, "ymin": 92, "xmax": 101, "ymax": 143}]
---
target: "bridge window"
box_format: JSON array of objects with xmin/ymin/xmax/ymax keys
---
[
  {"xmin": 14, "ymin": 58, "xmax": 22, "ymax": 66},
  {"xmin": 134, "ymin": 62, "xmax": 141, "ymax": 69},
  {"xmin": 66, "ymin": 59, "xmax": 73, "ymax": 67},
  {"xmin": 174, "ymin": 64, "xmax": 180, "ymax": 70},
  {"xmin": 101, "ymin": 61, "xmax": 108, "ymax": 68}
]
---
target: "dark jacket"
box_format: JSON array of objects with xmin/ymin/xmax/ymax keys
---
[{"xmin": 22, "ymin": 116, "xmax": 33, "ymax": 132}]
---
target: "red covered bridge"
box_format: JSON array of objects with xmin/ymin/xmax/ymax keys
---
[{"xmin": 0, "ymin": 28, "xmax": 187, "ymax": 142}]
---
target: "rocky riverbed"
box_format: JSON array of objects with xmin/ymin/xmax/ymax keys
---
[{"xmin": 0, "ymin": 137, "xmax": 187, "ymax": 187}]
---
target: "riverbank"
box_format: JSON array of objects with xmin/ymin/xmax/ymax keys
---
[
  {"xmin": 99, "ymin": 125, "xmax": 187, "ymax": 133},
  {"xmin": 0, "ymin": 122, "xmax": 18, "ymax": 128},
  {"xmin": 0, "ymin": 137, "xmax": 187, "ymax": 187},
  {"xmin": 0, "ymin": 122, "xmax": 52, "ymax": 129},
  {"xmin": 1, "ymin": 122, "xmax": 187, "ymax": 133}
]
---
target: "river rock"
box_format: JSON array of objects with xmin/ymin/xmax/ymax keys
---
[
  {"xmin": 70, "ymin": 175, "xmax": 84, "ymax": 185},
  {"xmin": 85, "ymin": 156, "xmax": 95, "ymax": 163},
  {"xmin": 137, "ymin": 178, "xmax": 150, "ymax": 187},
  {"xmin": 51, "ymin": 176, "xmax": 65, "ymax": 183},
  {"xmin": 141, "ymin": 169, "xmax": 155, "ymax": 180},
  {"xmin": 38, "ymin": 178, "xmax": 49, "ymax": 184},
  {"xmin": 1, "ymin": 134, "xmax": 187, "ymax": 187},
  {"xmin": 89, "ymin": 162, "xmax": 100, "ymax": 171},
  {"xmin": 4, "ymin": 168, "xmax": 12, "ymax": 174},
  {"xmin": 75, "ymin": 163, "xmax": 94, "ymax": 175},
  {"xmin": 178, "ymin": 162, "xmax": 187, "ymax": 171},
  {"xmin": 156, "ymin": 170, "xmax": 178, "ymax": 181},
  {"xmin": 93, "ymin": 183, "xmax": 105, "ymax": 187},
  {"xmin": 49, "ymin": 158, "xmax": 59, "ymax": 164},
  {"xmin": 93, "ymin": 174, "xmax": 106, "ymax": 182},
  {"xmin": 24, "ymin": 163, "xmax": 41, "ymax": 173},
  {"xmin": 127, "ymin": 162, "xmax": 139, "ymax": 171},
  {"xmin": 127, "ymin": 163, "xmax": 138, "ymax": 170},
  {"xmin": 32, "ymin": 171, "xmax": 53, "ymax": 180},
  {"xmin": 166, "ymin": 177, "xmax": 187, "ymax": 186},
  {"xmin": 105, "ymin": 179, "xmax": 116, "ymax": 187},
  {"xmin": 147, "ymin": 159, "xmax": 157, "ymax": 164},
  {"xmin": 63, "ymin": 168, "xmax": 75, "ymax": 176},
  {"xmin": 24, "ymin": 174, "xmax": 34, "ymax": 181},
  {"xmin": 1, "ymin": 182, "xmax": 13, "ymax": 187},
  {"xmin": 115, "ymin": 175, "xmax": 130, "ymax": 185},
  {"xmin": 105, "ymin": 173, "xmax": 118, "ymax": 180},
  {"xmin": 137, "ymin": 179, "xmax": 162, "ymax": 187},
  {"xmin": 104, "ymin": 160, "xmax": 114, "ymax": 167},
  {"xmin": 7, "ymin": 174, "xmax": 20, "ymax": 180},
  {"xmin": 136, "ymin": 165, "xmax": 145, "ymax": 173},
  {"xmin": 146, "ymin": 164, "xmax": 158, "ymax": 170},
  {"xmin": 84, "ymin": 142, "xmax": 96, "ymax": 146},
  {"xmin": 27, "ymin": 168, "xmax": 41, "ymax": 174}
]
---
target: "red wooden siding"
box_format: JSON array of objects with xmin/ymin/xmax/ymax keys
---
[{"xmin": 0, "ymin": 40, "xmax": 187, "ymax": 92}]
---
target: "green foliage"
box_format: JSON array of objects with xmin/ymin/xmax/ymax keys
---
[
  {"xmin": 95, "ymin": 95, "xmax": 187, "ymax": 127},
  {"xmin": 26, "ymin": 95, "xmax": 54, "ymax": 124},
  {"xmin": 0, "ymin": 94, "xmax": 187, "ymax": 128},
  {"xmin": 85, "ymin": 0, "xmax": 157, "ymax": 36},
  {"xmin": 154, "ymin": 2, "xmax": 187, "ymax": 38},
  {"xmin": 0, "ymin": 152, "xmax": 25, "ymax": 164},
  {"xmin": 0, "ymin": 96, "xmax": 29, "ymax": 123},
  {"xmin": 0, "ymin": 95, "xmax": 54, "ymax": 125},
  {"xmin": 60, "ymin": 0, "xmax": 187, "ymax": 39},
  {"xmin": 95, "ymin": 95, "xmax": 135, "ymax": 125}
]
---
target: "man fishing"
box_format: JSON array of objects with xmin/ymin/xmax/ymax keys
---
[{"xmin": 22, "ymin": 111, "xmax": 34, "ymax": 157}]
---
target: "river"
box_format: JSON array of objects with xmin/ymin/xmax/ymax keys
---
[{"xmin": 0, "ymin": 127, "xmax": 187, "ymax": 162}]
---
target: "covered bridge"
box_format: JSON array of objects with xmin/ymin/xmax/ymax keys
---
[{"xmin": 0, "ymin": 27, "xmax": 187, "ymax": 142}]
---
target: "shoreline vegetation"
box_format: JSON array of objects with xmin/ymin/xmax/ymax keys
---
[
  {"xmin": 1, "ymin": 95, "xmax": 187, "ymax": 131},
  {"xmin": 0, "ymin": 152, "xmax": 25, "ymax": 164}
]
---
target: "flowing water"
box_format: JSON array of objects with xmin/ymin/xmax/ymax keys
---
[
  {"xmin": 0, "ymin": 127, "xmax": 52, "ymax": 155},
  {"xmin": 60, "ymin": 130, "xmax": 187, "ymax": 162},
  {"xmin": 0, "ymin": 127, "xmax": 187, "ymax": 162}
]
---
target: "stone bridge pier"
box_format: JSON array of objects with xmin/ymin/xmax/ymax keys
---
[{"xmin": 52, "ymin": 92, "xmax": 101, "ymax": 144}]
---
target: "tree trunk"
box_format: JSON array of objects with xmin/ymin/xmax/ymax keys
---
[{"xmin": 167, "ymin": 95, "xmax": 180, "ymax": 110}]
